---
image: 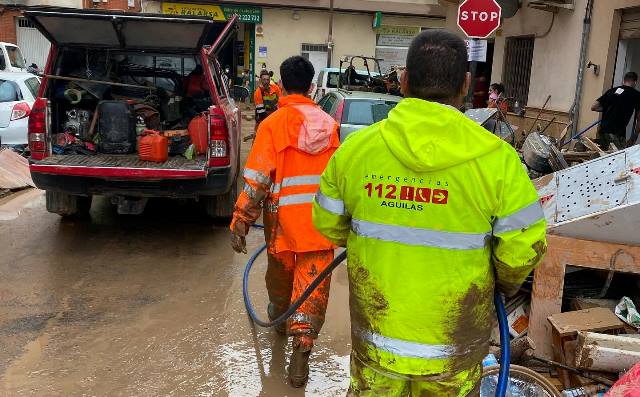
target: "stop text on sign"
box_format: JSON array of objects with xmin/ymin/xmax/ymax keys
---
[
  {"xmin": 457, "ymin": 0, "xmax": 502, "ymax": 39},
  {"xmin": 459, "ymin": 11, "xmax": 499, "ymax": 23}
]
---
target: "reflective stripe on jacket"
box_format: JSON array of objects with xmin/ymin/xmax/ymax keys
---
[
  {"xmin": 312, "ymin": 98, "xmax": 547, "ymax": 376},
  {"xmin": 232, "ymin": 94, "xmax": 339, "ymax": 253}
]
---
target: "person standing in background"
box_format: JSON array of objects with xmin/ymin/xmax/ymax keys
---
[
  {"xmin": 592, "ymin": 71, "xmax": 640, "ymax": 148},
  {"xmin": 487, "ymin": 83, "xmax": 508, "ymax": 114},
  {"xmin": 253, "ymin": 69, "xmax": 282, "ymax": 130}
]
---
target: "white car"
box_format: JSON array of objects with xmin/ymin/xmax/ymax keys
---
[
  {"xmin": 0, "ymin": 42, "xmax": 27, "ymax": 73},
  {"xmin": 0, "ymin": 72, "xmax": 40, "ymax": 145}
]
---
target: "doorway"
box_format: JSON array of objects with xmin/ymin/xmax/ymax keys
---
[{"xmin": 301, "ymin": 43, "xmax": 328, "ymax": 83}]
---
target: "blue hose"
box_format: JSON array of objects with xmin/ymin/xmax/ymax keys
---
[
  {"xmin": 560, "ymin": 119, "xmax": 601, "ymax": 147},
  {"xmin": 242, "ymin": 225, "xmax": 511, "ymax": 397},
  {"xmin": 494, "ymin": 291, "xmax": 510, "ymax": 397},
  {"xmin": 242, "ymin": 243, "xmax": 347, "ymax": 327}
]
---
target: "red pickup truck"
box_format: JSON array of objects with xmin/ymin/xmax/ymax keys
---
[{"xmin": 25, "ymin": 9, "xmax": 241, "ymax": 218}]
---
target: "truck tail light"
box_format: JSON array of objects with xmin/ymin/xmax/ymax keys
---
[
  {"xmin": 11, "ymin": 102, "xmax": 30, "ymax": 120},
  {"xmin": 29, "ymin": 98, "xmax": 48, "ymax": 159},
  {"xmin": 209, "ymin": 106, "xmax": 229, "ymax": 167}
]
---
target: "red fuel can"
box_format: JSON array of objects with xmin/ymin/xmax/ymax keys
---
[{"xmin": 139, "ymin": 130, "xmax": 168, "ymax": 163}]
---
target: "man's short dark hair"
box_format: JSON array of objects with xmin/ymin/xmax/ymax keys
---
[
  {"xmin": 280, "ymin": 56, "xmax": 315, "ymax": 94},
  {"xmin": 259, "ymin": 69, "xmax": 270, "ymax": 78},
  {"xmin": 405, "ymin": 29, "xmax": 468, "ymax": 101},
  {"xmin": 624, "ymin": 72, "xmax": 638, "ymax": 82}
]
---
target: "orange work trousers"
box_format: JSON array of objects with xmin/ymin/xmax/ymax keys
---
[{"xmin": 265, "ymin": 249, "xmax": 334, "ymax": 337}]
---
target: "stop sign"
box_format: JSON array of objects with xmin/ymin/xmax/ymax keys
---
[{"xmin": 457, "ymin": 0, "xmax": 502, "ymax": 39}]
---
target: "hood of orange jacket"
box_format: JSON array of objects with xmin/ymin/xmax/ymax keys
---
[{"xmin": 272, "ymin": 94, "xmax": 339, "ymax": 155}]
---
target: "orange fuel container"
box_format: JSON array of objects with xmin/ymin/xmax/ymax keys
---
[
  {"xmin": 188, "ymin": 113, "xmax": 208, "ymax": 155},
  {"xmin": 139, "ymin": 130, "xmax": 168, "ymax": 162}
]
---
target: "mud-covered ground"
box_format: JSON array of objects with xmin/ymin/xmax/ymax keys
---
[{"xmin": 0, "ymin": 107, "xmax": 352, "ymax": 396}]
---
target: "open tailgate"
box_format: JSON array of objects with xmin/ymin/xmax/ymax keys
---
[
  {"xmin": 24, "ymin": 8, "xmax": 215, "ymax": 53},
  {"xmin": 207, "ymin": 14, "xmax": 239, "ymax": 57}
]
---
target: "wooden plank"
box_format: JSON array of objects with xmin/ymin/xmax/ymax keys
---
[
  {"xmin": 545, "ymin": 235, "xmax": 640, "ymax": 273},
  {"xmin": 562, "ymin": 151, "xmax": 598, "ymax": 162},
  {"xmin": 556, "ymin": 122, "xmax": 572, "ymax": 149},
  {"xmin": 580, "ymin": 136, "xmax": 605, "ymax": 156},
  {"xmin": 575, "ymin": 332, "xmax": 640, "ymax": 372},
  {"xmin": 548, "ymin": 308, "xmax": 624, "ymax": 337},
  {"xmin": 529, "ymin": 250, "xmax": 566, "ymax": 360}
]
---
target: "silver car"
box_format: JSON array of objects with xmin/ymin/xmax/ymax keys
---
[
  {"xmin": 0, "ymin": 71, "xmax": 41, "ymax": 145},
  {"xmin": 317, "ymin": 90, "xmax": 401, "ymax": 141}
]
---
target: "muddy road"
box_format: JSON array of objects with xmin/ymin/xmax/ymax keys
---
[{"xmin": 0, "ymin": 122, "xmax": 352, "ymax": 397}]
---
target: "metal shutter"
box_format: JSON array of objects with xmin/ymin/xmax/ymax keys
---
[{"xmin": 16, "ymin": 18, "xmax": 50, "ymax": 69}]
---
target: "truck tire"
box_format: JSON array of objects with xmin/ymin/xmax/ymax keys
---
[
  {"xmin": 204, "ymin": 181, "xmax": 238, "ymax": 221},
  {"xmin": 46, "ymin": 191, "xmax": 92, "ymax": 218}
]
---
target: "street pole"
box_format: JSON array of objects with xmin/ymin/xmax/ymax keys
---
[
  {"xmin": 327, "ymin": 0, "xmax": 334, "ymax": 68},
  {"xmin": 465, "ymin": 39, "xmax": 478, "ymax": 110}
]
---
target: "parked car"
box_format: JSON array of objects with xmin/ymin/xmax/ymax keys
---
[
  {"xmin": 317, "ymin": 90, "xmax": 401, "ymax": 141},
  {"xmin": 0, "ymin": 72, "xmax": 40, "ymax": 145},
  {"xmin": 25, "ymin": 8, "xmax": 241, "ymax": 218},
  {"xmin": 0, "ymin": 42, "xmax": 27, "ymax": 73},
  {"xmin": 312, "ymin": 67, "xmax": 381, "ymax": 102}
]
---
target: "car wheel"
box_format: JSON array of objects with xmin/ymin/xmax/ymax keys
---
[
  {"xmin": 203, "ymin": 181, "xmax": 238, "ymax": 221},
  {"xmin": 46, "ymin": 191, "xmax": 92, "ymax": 218}
]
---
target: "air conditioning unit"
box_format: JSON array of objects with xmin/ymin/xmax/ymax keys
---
[{"xmin": 528, "ymin": 0, "xmax": 574, "ymax": 11}]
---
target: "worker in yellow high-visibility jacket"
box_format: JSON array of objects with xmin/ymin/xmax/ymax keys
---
[{"xmin": 312, "ymin": 30, "xmax": 547, "ymax": 396}]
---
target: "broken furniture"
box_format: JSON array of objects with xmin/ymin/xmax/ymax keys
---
[
  {"xmin": 529, "ymin": 235, "xmax": 640, "ymax": 361},
  {"xmin": 545, "ymin": 307, "xmax": 625, "ymax": 387},
  {"xmin": 536, "ymin": 145, "xmax": 640, "ymax": 245}
]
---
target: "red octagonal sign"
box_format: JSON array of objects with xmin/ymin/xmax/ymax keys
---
[{"xmin": 457, "ymin": 0, "xmax": 502, "ymax": 39}]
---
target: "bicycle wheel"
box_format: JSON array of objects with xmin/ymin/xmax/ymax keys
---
[{"xmin": 481, "ymin": 364, "xmax": 562, "ymax": 397}]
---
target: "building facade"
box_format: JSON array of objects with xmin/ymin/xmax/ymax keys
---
[
  {"xmin": 1, "ymin": 0, "xmax": 444, "ymax": 94},
  {"xmin": 443, "ymin": 0, "xmax": 640, "ymax": 139},
  {"xmin": 144, "ymin": 0, "xmax": 445, "ymax": 91}
]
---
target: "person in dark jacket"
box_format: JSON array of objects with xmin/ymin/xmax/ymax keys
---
[{"xmin": 592, "ymin": 71, "xmax": 640, "ymax": 149}]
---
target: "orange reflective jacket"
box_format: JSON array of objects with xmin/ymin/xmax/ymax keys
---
[
  {"xmin": 231, "ymin": 94, "xmax": 339, "ymax": 253},
  {"xmin": 254, "ymin": 83, "xmax": 282, "ymax": 120}
]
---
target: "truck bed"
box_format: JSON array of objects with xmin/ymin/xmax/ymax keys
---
[{"xmin": 35, "ymin": 154, "xmax": 207, "ymax": 170}]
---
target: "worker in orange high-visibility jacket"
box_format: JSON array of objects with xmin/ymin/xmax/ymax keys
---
[
  {"xmin": 254, "ymin": 69, "xmax": 282, "ymax": 130},
  {"xmin": 230, "ymin": 56, "xmax": 340, "ymax": 388}
]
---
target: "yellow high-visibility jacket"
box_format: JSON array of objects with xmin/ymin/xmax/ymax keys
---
[{"xmin": 312, "ymin": 98, "xmax": 547, "ymax": 377}]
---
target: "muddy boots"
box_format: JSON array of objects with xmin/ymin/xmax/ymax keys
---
[
  {"xmin": 267, "ymin": 302, "xmax": 287, "ymax": 335},
  {"xmin": 288, "ymin": 335, "xmax": 313, "ymax": 388}
]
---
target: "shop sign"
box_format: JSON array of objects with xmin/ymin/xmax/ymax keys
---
[
  {"xmin": 162, "ymin": 2, "xmax": 262, "ymax": 24},
  {"xmin": 375, "ymin": 26, "xmax": 420, "ymax": 36},
  {"xmin": 376, "ymin": 26, "xmax": 420, "ymax": 47}
]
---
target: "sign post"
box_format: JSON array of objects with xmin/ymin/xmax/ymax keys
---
[{"xmin": 458, "ymin": 0, "xmax": 501, "ymax": 108}]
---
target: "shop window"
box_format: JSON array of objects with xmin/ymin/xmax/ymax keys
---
[
  {"xmin": 301, "ymin": 44, "xmax": 328, "ymax": 54},
  {"xmin": 503, "ymin": 36, "xmax": 535, "ymax": 107}
]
